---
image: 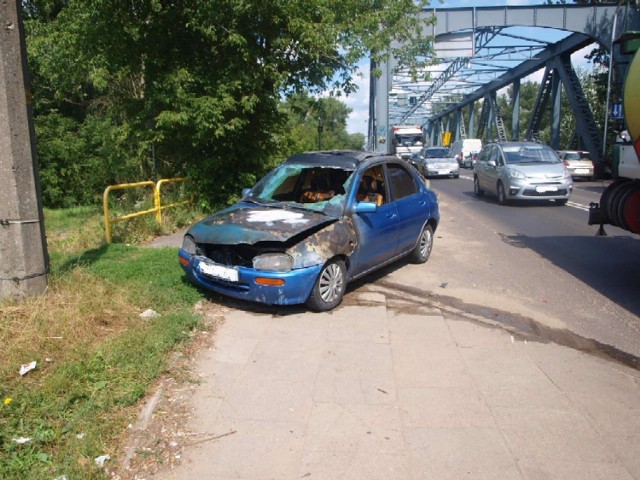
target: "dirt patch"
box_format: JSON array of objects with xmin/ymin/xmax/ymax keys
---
[{"xmin": 109, "ymin": 300, "xmax": 227, "ymax": 480}]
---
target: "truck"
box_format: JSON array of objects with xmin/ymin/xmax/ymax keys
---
[
  {"xmin": 392, "ymin": 125, "xmax": 424, "ymax": 160},
  {"xmin": 589, "ymin": 42, "xmax": 640, "ymax": 235}
]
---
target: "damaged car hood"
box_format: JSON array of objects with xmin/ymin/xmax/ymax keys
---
[{"xmin": 188, "ymin": 203, "xmax": 337, "ymax": 245}]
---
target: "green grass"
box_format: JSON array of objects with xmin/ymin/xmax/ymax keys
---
[{"xmin": 0, "ymin": 208, "xmax": 209, "ymax": 479}]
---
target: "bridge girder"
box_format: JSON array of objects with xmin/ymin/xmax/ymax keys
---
[{"xmin": 371, "ymin": 3, "xmax": 640, "ymax": 163}]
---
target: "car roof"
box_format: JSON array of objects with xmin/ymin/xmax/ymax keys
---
[
  {"xmin": 284, "ymin": 151, "xmax": 388, "ymax": 170},
  {"xmin": 490, "ymin": 141, "xmax": 552, "ymax": 149}
]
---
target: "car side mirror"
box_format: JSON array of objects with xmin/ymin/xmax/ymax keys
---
[
  {"xmin": 355, "ymin": 202, "xmax": 377, "ymax": 214},
  {"xmin": 487, "ymin": 160, "xmax": 496, "ymax": 167}
]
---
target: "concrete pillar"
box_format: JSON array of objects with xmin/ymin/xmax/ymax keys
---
[
  {"xmin": 0, "ymin": 1, "xmax": 49, "ymax": 298},
  {"xmin": 373, "ymin": 56, "xmax": 393, "ymax": 154}
]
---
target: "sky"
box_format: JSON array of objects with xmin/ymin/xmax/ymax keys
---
[{"xmin": 342, "ymin": 0, "xmax": 597, "ymax": 138}]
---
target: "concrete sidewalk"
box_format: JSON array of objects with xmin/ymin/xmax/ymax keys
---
[{"xmin": 153, "ymin": 291, "xmax": 640, "ymax": 480}]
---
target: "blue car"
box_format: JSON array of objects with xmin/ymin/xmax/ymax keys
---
[{"xmin": 179, "ymin": 151, "xmax": 440, "ymax": 311}]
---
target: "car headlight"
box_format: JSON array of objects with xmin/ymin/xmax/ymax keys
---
[
  {"xmin": 508, "ymin": 168, "xmax": 526, "ymax": 179},
  {"xmin": 563, "ymin": 170, "xmax": 572, "ymax": 179},
  {"xmin": 182, "ymin": 234, "xmax": 196, "ymax": 254},
  {"xmin": 253, "ymin": 253, "xmax": 294, "ymax": 272}
]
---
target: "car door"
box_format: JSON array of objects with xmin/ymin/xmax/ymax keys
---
[
  {"xmin": 349, "ymin": 165, "xmax": 400, "ymax": 277},
  {"xmin": 385, "ymin": 162, "xmax": 430, "ymax": 255},
  {"xmin": 475, "ymin": 146, "xmax": 492, "ymax": 190},
  {"xmin": 483, "ymin": 145, "xmax": 502, "ymax": 191}
]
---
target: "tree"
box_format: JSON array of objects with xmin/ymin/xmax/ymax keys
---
[
  {"xmin": 280, "ymin": 93, "xmax": 365, "ymax": 153},
  {"xmin": 24, "ymin": 0, "xmax": 434, "ymax": 208}
]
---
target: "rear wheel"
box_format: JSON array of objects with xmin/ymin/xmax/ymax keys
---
[
  {"xmin": 497, "ymin": 182, "xmax": 509, "ymax": 205},
  {"xmin": 306, "ymin": 259, "xmax": 347, "ymax": 312},
  {"xmin": 410, "ymin": 224, "xmax": 434, "ymax": 264},
  {"xmin": 473, "ymin": 176, "xmax": 484, "ymax": 197}
]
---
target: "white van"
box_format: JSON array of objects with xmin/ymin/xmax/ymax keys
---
[{"xmin": 450, "ymin": 138, "xmax": 483, "ymax": 168}]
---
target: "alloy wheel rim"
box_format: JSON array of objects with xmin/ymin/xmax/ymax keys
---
[
  {"xmin": 420, "ymin": 228, "xmax": 432, "ymax": 258},
  {"xmin": 319, "ymin": 264, "xmax": 344, "ymax": 303}
]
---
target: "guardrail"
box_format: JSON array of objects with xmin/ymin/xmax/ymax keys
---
[{"xmin": 103, "ymin": 177, "xmax": 190, "ymax": 243}]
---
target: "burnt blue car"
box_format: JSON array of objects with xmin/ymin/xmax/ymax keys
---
[{"xmin": 178, "ymin": 151, "xmax": 440, "ymax": 311}]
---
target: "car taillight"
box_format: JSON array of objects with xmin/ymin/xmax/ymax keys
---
[{"xmin": 563, "ymin": 160, "xmax": 570, "ymax": 166}]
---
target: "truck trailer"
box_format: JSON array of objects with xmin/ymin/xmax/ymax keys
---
[{"xmin": 589, "ymin": 44, "xmax": 640, "ymax": 235}]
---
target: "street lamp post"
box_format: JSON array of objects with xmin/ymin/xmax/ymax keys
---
[{"xmin": 317, "ymin": 116, "xmax": 323, "ymax": 150}]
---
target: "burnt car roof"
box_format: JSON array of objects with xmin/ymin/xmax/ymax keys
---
[{"xmin": 285, "ymin": 151, "xmax": 384, "ymax": 170}]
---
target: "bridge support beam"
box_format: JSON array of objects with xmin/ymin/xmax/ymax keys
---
[
  {"xmin": 512, "ymin": 79, "xmax": 520, "ymax": 141},
  {"xmin": 468, "ymin": 102, "xmax": 476, "ymax": 138},
  {"xmin": 551, "ymin": 72, "xmax": 562, "ymax": 150}
]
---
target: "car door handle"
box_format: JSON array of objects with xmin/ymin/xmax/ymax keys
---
[{"xmin": 386, "ymin": 212, "xmax": 397, "ymax": 219}]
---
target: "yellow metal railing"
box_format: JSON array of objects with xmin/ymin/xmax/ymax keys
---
[{"xmin": 103, "ymin": 177, "xmax": 190, "ymax": 243}]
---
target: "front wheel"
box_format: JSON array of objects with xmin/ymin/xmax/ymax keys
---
[
  {"xmin": 306, "ymin": 259, "xmax": 347, "ymax": 312},
  {"xmin": 473, "ymin": 176, "xmax": 484, "ymax": 197},
  {"xmin": 554, "ymin": 198, "xmax": 568, "ymax": 206},
  {"xmin": 497, "ymin": 182, "xmax": 509, "ymax": 205},
  {"xmin": 410, "ymin": 224, "xmax": 434, "ymax": 264}
]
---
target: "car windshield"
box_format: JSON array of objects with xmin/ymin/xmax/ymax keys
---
[
  {"xmin": 244, "ymin": 163, "xmax": 355, "ymax": 217},
  {"xmin": 503, "ymin": 145, "xmax": 560, "ymax": 164},
  {"xmin": 424, "ymin": 148, "xmax": 449, "ymax": 158},
  {"xmin": 395, "ymin": 134, "xmax": 422, "ymax": 147}
]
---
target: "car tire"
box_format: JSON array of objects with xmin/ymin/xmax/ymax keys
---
[
  {"xmin": 453, "ymin": 174, "xmax": 459, "ymax": 179},
  {"xmin": 554, "ymin": 198, "xmax": 568, "ymax": 206},
  {"xmin": 497, "ymin": 182, "xmax": 509, "ymax": 205},
  {"xmin": 473, "ymin": 176, "xmax": 484, "ymax": 197},
  {"xmin": 306, "ymin": 259, "xmax": 347, "ymax": 312},
  {"xmin": 410, "ymin": 224, "xmax": 434, "ymax": 264}
]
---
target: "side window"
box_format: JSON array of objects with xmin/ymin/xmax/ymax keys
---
[
  {"xmin": 478, "ymin": 147, "xmax": 490, "ymax": 163},
  {"xmin": 386, "ymin": 163, "xmax": 418, "ymax": 201},
  {"xmin": 488, "ymin": 147, "xmax": 500, "ymax": 165},
  {"xmin": 356, "ymin": 165, "xmax": 386, "ymax": 206}
]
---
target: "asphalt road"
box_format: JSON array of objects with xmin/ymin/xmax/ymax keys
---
[
  {"xmin": 374, "ymin": 170, "xmax": 640, "ymax": 361},
  {"xmin": 151, "ymin": 171, "xmax": 640, "ymax": 363}
]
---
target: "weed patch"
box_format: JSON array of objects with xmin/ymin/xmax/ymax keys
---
[{"xmin": 1, "ymin": 239, "xmax": 207, "ymax": 479}]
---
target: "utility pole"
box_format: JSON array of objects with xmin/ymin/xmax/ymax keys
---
[{"xmin": 0, "ymin": 0, "xmax": 49, "ymax": 299}]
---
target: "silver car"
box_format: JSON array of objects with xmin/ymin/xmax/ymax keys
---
[
  {"xmin": 558, "ymin": 150, "xmax": 595, "ymax": 180},
  {"xmin": 420, "ymin": 147, "xmax": 459, "ymax": 179},
  {"xmin": 473, "ymin": 141, "xmax": 572, "ymax": 205}
]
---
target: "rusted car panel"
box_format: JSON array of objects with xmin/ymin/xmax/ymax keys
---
[
  {"xmin": 286, "ymin": 217, "xmax": 358, "ymax": 268},
  {"xmin": 179, "ymin": 150, "xmax": 439, "ymax": 311}
]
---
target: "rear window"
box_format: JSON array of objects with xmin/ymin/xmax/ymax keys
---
[{"xmin": 564, "ymin": 152, "xmax": 591, "ymax": 160}]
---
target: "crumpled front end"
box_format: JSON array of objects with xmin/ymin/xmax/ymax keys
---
[{"xmin": 178, "ymin": 216, "xmax": 357, "ymax": 306}]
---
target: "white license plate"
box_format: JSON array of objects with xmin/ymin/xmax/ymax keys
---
[
  {"xmin": 199, "ymin": 261, "xmax": 239, "ymax": 282},
  {"xmin": 536, "ymin": 186, "xmax": 558, "ymax": 193},
  {"xmin": 438, "ymin": 169, "xmax": 450, "ymax": 174},
  {"xmin": 575, "ymin": 168, "xmax": 589, "ymax": 174}
]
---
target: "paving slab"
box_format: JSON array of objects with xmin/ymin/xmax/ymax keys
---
[{"xmin": 152, "ymin": 290, "xmax": 640, "ymax": 480}]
